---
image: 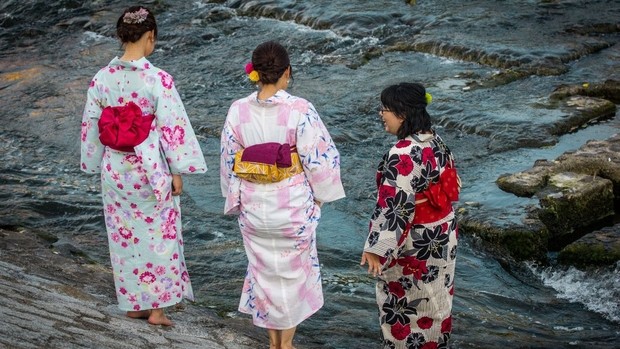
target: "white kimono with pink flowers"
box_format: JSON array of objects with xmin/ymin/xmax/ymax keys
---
[
  {"xmin": 220, "ymin": 90, "xmax": 345, "ymax": 329},
  {"xmin": 80, "ymin": 57, "xmax": 207, "ymax": 312}
]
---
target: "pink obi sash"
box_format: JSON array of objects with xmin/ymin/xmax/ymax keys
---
[
  {"xmin": 240, "ymin": 142, "xmax": 293, "ymax": 167},
  {"xmin": 98, "ymin": 101, "xmax": 155, "ymax": 152},
  {"xmin": 233, "ymin": 143, "xmax": 303, "ymax": 183}
]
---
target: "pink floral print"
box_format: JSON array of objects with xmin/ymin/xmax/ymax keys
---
[{"xmin": 80, "ymin": 56, "xmax": 207, "ymax": 312}]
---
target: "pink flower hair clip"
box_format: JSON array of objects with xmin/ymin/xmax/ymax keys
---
[
  {"xmin": 123, "ymin": 8, "xmax": 149, "ymax": 24},
  {"xmin": 245, "ymin": 62, "xmax": 259, "ymax": 83}
]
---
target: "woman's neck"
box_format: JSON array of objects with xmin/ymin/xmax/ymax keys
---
[
  {"xmin": 257, "ymin": 84, "xmax": 282, "ymax": 100},
  {"xmin": 119, "ymin": 31, "xmax": 152, "ymax": 61},
  {"xmin": 120, "ymin": 43, "xmax": 146, "ymax": 61},
  {"xmin": 257, "ymin": 70, "xmax": 289, "ymax": 100}
]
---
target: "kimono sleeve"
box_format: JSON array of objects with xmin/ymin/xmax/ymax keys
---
[
  {"xmin": 364, "ymin": 148, "xmax": 417, "ymax": 259},
  {"xmin": 296, "ymin": 102, "xmax": 345, "ymax": 203},
  {"xmin": 80, "ymin": 76, "xmax": 105, "ymax": 173},
  {"xmin": 154, "ymin": 71, "xmax": 207, "ymax": 175},
  {"xmin": 220, "ymin": 103, "xmax": 243, "ymax": 214}
]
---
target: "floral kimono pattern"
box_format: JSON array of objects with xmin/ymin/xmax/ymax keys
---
[
  {"xmin": 364, "ymin": 133, "xmax": 459, "ymax": 349},
  {"xmin": 80, "ymin": 57, "xmax": 207, "ymax": 312},
  {"xmin": 220, "ymin": 90, "xmax": 345, "ymax": 329}
]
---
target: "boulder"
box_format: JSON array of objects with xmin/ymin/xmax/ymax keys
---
[
  {"xmin": 546, "ymin": 80, "xmax": 618, "ymax": 136},
  {"xmin": 537, "ymin": 172, "xmax": 614, "ymax": 238},
  {"xmin": 498, "ymin": 134, "xmax": 620, "ymax": 198},
  {"xmin": 548, "ymin": 96, "xmax": 616, "ymax": 135},
  {"xmin": 558, "ymin": 225, "xmax": 620, "ymax": 266},
  {"xmin": 496, "ymin": 159, "xmax": 556, "ymax": 197},
  {"xmin": 556, "ymin": 134, "xmax": 620, "ymax": 196},
  {"xmin": 458, "ymin": 213, "xmax": 549, "ymax": 262},
  {"xmin": 550, "ymin": 79, "xmax": 620, "ymax": 104}
]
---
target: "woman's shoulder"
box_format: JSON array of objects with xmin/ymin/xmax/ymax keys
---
[
  {"xmin": 144, "ymin": 63, "xmax": 177, "ymax": 90},
  {"xmin": 390, "ymin": 137, "xmax": 417, "ymax": 152},
  {"xmin": 230, "ymin": 92, "xmax": 257, "ymax": 107},
  {"xmin": 273, "ymin": 91, "xmax": 308, "ymax": 106},
  {"xmin": 148, "ymin": 64, "xmax": 170, "ymax": 77}
]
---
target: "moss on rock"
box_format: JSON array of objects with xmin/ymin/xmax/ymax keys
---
[
  {"xmin": 537, "ymin": 172, "xmax": 614, "ymax": 238},
  {"xmin": 558, "ymin": 225, "xmax": 620, "ymax": 266}
]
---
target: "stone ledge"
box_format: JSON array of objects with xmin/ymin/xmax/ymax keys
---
[
  {"xmin": 558, "ymin": 225, "xmax": 620, "ymax": 266},
  {"xmin": 0, "ymin": 228, "xmax": 268, "ymax": 349}
]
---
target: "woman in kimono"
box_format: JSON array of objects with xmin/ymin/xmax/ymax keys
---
[
  {"xmin": 361, "ymin": 83, "xmax": 460, "ymax": 349},
  {"xmin": 220, "ymin": 41, "xmax": 345, "ymax": 349},
  {"xmin": 80, "ymin": 6, "xmax": 207, "ymax": 326}
]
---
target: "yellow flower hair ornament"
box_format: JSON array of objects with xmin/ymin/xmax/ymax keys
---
[
  {"xmin": 245, "ymin": 62, "xmax": 259, "ymax": 83},
  {"xmin": 425, "ymin": 92, "xmax": 432, "ymax": 105}
]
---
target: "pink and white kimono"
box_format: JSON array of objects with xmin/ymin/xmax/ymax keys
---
[
  {"xmin": 80, "ymin": 57, "xmax": 207, "ymax": 312},
  {"xmin": 220, "ymin": 90, "xmax": 345, "ymax": 329}
]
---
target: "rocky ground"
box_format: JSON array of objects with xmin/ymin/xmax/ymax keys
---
[
  {"xmin": 458, "ymin": 81, "xmax": 620, "ymax": 267},
  {"xmin": 0, "ymin": 227, "xmax": 271, "ymax": 349}
]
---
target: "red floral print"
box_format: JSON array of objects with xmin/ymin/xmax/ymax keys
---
[
  {"xmin": 441, "ymin": 316, "xmax": 452, "ymax": 333},
  {"xmin": 421, "ymin": 342, "xmax": 438, "ymax": 349},
  {"xmin": 398, "ymin": 256, "xmax": 428, "ymax": 280},
  {"xmin": 395, "ymin": 139, "xmax": 411, "ymax": 148},
  {"xmin": 417, "ymin": 316, "xmax": 434, "ymax": 329},
  {"xmin": 388, "ymin": 281, "xmax": 406, "ymax": 298},
  {"xmin": 390, "ymin": 322, "xmax": 411, "ymax": 340},
  {"xmin": 378, "ymin": 184, "xmax": 396, "ymax": 208},
  {"xmin": 421, "ymin": 147, "xmax": 436, "ymax": 168},
  {"xmin": 395, "ymin": 154, "xmax": 414, "ymax": 176}
]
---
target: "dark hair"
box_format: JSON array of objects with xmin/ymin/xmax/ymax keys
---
[
  {"xmin": 251, "ymin": 41, "xmax": 292, "ymax": 85},
  {"xmin": 381, "ymin": 82, "xmax": 432, "ymax": 139},
  {"xmin": 116, "ymin": 6, "xmax": 157, "ymax": 44}
]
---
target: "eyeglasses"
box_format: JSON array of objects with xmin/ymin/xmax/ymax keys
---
[{"xmin": 378, "ymin": 106, "xmax": 391, "ymax": 114}]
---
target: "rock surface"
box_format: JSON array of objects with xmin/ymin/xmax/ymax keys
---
[
  {"xmin": 0, "ymin": 228, "xmax": 269, "ymax": 349},
  {"xmin": 537, "ymin": 172, "xmax": 614, "ymax": 238},
  {"xmin": 484, "ymin": 132, "xmax": 620, "ymax": 266},
  {"xmin": 558, "ymin": 224, "xmax": 620, "ymax": 266}
]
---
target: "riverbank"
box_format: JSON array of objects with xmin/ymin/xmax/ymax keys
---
[{"xmin": 0, "ymin": 227, "xmax": 269, "ymax": 349}]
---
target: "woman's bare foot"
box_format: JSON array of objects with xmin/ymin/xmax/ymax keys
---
[
  {"xmin": 126, "ymin": 310, "xmax": 151, "ymax": 319},
  {"xmin": 148, "ymin": 308, "xmax": 173, "ymax": 326}
]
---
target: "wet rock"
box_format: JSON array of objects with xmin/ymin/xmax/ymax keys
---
[
  {"xmin": 496, "ymin": 159, "xmax": 556, "ymax": 197},
  {"xmin": 558, "ymin": 225, "xmax": 620, "ymax": 266},
  {"xmin": 550, "ymin": 79, "xmax": 620, "ymax": 104},
  {"xmin": 498, "ymin": 134, "xmax": 620, "ymax": 197},
  {"xmin": 458, "ymin": 216, "xmax": 549, "ymax": 262},
  {"xmin": 537, "ymin": 172, "xmax": 614, "ymax": 238},
  {"xmin": 490, "ymin": 134, "xmax": 620, "ymax": 266},
  {"xmin": 548, "ymin": 95, "xmax": 616, "ymax": 136},
  {"xmin": 555, "ymin": 134, "xmax": 620, "ymax": 196},
  {"xmin": 0, "ymin": 228, "xmax": 267, "ymax": 349}
]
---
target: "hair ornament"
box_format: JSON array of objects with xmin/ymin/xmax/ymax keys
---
[
  {"xmin": 425, "ymin": 92, "xmax": 432, "ymax": 105},
  {"xmin": 123, "ymin": 8, "xmax": 149, "ymax": 24},
  {"xmin": 245, "ymin": 62, "xmax": 259, "ymax": 83}
]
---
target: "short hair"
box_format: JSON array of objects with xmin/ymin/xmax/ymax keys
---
[
  {"xmin": 251, "ymin": 41, "xmax": 291, "ymax": 85},
  {"xmin": 380, "ymin": 82, "xmax": 431, "ymax": 139},
  {"xmin": 116, "ymin": 6, "xmax": 157, "ymax": 44}
]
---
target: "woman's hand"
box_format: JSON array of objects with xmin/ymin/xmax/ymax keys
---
[
  {"xmin": 360, "ymin": 251, "xmax": 383, "ymax": 277},
  {"xmin": 171, "ymin": 174, "xmax": 183, "ymax": 196}
]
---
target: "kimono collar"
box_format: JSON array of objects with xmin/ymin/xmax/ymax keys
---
[
  {"xmin": 109, "ymin": 56, "xmax": 153, "ymax": 71},
  {"xmin": 409, "ymin": 131, "xmax": 435, "ymax": 143},
  {"xmin": 251, "ymin": 90, "xmax": 291, "ymax": 105}
]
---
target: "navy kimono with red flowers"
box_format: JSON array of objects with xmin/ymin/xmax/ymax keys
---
[{"xmin": 364, "ymin": 132, "xmax": 459, "ymax": 349}]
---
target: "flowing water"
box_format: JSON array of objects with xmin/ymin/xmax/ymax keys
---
[{"xmin": 1, "ymin": 1, "xmax": 620, "ymax": 348}]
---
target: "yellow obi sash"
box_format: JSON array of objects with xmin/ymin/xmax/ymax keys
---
[{"xmin": 233, "ymin": 142, "xmax": 303, "ymax": 183}]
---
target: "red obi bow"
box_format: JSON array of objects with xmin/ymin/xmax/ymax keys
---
[
  {"xmin": 98, "ymin": 101, "xmax": 155, "ymax": 152},
  {"xmin": 422, "ymin": 167, "xmax": 461, "ymax": 211},
  {"xmin": 240, "ymin": 142, "xmax": 293, "ymax": 167}
]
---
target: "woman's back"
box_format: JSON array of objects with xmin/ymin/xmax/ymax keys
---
[{"xmin": 226, "ymin": 91, "xmax": 307, "ymax": 147}]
